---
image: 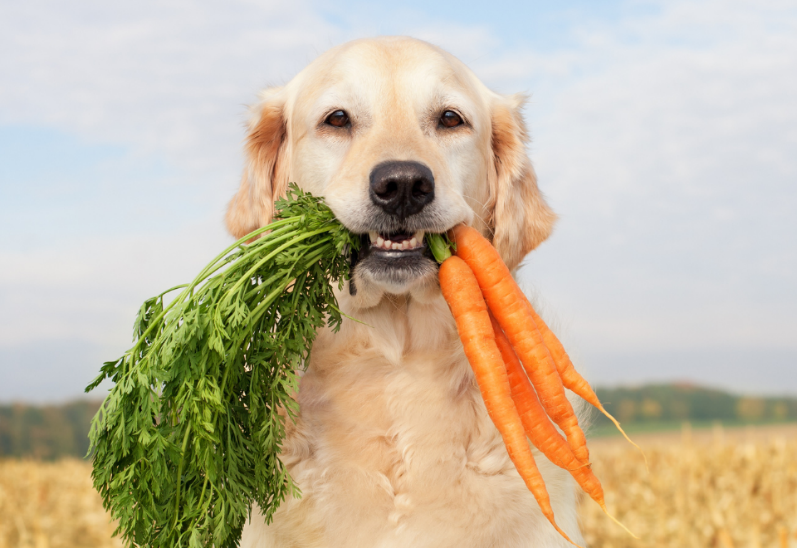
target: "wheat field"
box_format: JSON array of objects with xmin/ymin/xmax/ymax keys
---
[
  {"xmin": 580, "ymin": 424, "xmax": 797, "ymax": 548},
  {"xmin": 0, "ymin": 459, "xmax": 120, "ymax": 548},
  {"xmin": 1, "ymin": 425, "xmax": 794, "ymax": 548}
]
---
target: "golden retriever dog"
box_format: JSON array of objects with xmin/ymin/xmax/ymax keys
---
[{"xmin": 227, "ymin": 36, "xmax": 584, "ymax": 548}]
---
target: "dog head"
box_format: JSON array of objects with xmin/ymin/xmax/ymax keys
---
[{"xmin": 226, "ymin": 37, "xmax": 556, "ymax": 303}]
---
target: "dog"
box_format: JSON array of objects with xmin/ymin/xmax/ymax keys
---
[{"xmin": 227, "ymin": 36, "xmax": 584, "ymax": 548}]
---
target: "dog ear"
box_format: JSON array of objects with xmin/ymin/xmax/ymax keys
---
[
  {"xmin": 226, "ymin": 87, "xmax": 290, "ymax": 239},
  {"xmin": 487, "ymin": 94, "xmax": 557, "ymax": 271}
]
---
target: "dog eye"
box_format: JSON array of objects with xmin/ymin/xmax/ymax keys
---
[
  {"xmin": 325, "ymin": 110, "xmax": 350, "ymax": 128},
  {"xmin": 440, "ymin": 110, "xmax": 463, "ymax": 128}
]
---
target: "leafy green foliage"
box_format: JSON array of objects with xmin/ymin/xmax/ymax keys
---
[{"xmin": 85, "ymin": 185, "xmax": 360, "ymax": 548}]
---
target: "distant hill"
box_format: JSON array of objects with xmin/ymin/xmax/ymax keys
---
[
  {"xmin": 593, "ymin": 383, "xmax": 797, "ymax": 425},
  {"xmin": 0, "ymin": 400, "xmax": 100, "ymax": 459},
  {"xmin": 2, "ymin": 385, "xmax": 796, "ymax": 458}
]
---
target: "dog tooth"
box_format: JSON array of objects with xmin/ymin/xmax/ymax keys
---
[
  {"xmin": 376, "ymin": 236, "xmax": 384, "ymax": 247},
  {"xmin": 409, "ymin": 237, "xmax": 417, "ymax": 248},
  {"xmin": 369, "ymin": 231, "xmax": 378, "ymax": 242},
  {"xmin": 392, "ymin": 243, "xmax": 401, "ymax": 250},
  {"xmin": 384, "ymin": 240, "xmax": 392, "ymax": 249},
  {"xmin": 401, "ymin": 241, "xmax": 410, "ymax": 250}
]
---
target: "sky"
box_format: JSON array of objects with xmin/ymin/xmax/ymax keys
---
[{"xmin": 1, "ymin": 0, "xmax": 795, "ymax": 402}]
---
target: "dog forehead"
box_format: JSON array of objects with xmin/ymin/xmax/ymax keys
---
[{"xmin": 289, "ymin": 38, "xmax": 483, "ymax": 118}]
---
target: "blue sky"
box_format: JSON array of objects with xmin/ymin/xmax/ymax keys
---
[{"xmin": 1, "ymin": 0, "xmax": 796, "ymax": 402}]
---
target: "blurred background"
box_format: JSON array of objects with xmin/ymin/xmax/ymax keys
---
[{"xmin": 1, "ymin": 1, "xmax": 795, "ymax": 547}]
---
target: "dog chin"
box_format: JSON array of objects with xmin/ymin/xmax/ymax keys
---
[
  {"xmin": 346, "ymin": 242, "xmax": 439, "ymax": 308},
  {"xmin": 358, "ymin": 252, "xmax": 437, "ymax": 291}
]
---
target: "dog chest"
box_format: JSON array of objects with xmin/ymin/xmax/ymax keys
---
[{"xmin": 247, "ymin": 345, "xmax": 579, "ymax": 548}]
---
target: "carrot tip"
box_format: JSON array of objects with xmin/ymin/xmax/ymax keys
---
[
  {"xmin": 599, "ymin": 502, "xmax": 639, "ymax": 539},
  {"xmin": 598, "ymin": 406, "xmax": 650, "ymax": 472},
  {"xmin": 550, "ymin": 522, "xmax": 585, "ymax": 548}
]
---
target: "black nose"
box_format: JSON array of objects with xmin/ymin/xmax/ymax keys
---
[{"xmin": 369, "ymin": 161, "xmax": 435, "ymax": 220}]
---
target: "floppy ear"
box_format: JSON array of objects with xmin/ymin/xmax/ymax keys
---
[
  {"xmin": 226, "ymin": 87, "xmax": 291, "ymax": 239},
  {"xmin": 488, "ymin": 94, "xmax": 557, "ymax": 271}
]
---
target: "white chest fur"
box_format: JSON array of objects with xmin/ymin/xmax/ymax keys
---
[{"xmin": 240, "ymin": 293, "xmax": 584, "ymax": 548}]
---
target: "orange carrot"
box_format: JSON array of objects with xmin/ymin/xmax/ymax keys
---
[
  {"xmin": 489, "ymin": 312, "xmax": 581, "ymax": 470},
  {"xmin": 520, "ymin": 302, "xmax": 646, "ymax": 464},
  {"xmin": 439, "ymin": 256, "xmax": 580, "ymax": 547},
  {"xmin": 490, "ymin": 313, "xmax": 638, "ymax": 538},
  {"xmin": 452, "ymin": 224, "xmax": 590, "ymax": 464}
]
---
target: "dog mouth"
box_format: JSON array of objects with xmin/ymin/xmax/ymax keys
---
[
  {"xmin": 349, "ymin": 228, "xmax": 437, "ymax": 294},
  {"xmin": 367, "ymin": 230, "xmax": 426, "ymax": 252}
]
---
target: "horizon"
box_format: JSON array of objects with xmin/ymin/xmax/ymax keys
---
[{"xmin": 3, "ymin": 379, "xmax": 797, "ymax": 408}]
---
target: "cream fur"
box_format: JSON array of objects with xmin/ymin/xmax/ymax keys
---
[{"xmin": 229, "ymin": 37, "xmax": 584, "ymax": 548}]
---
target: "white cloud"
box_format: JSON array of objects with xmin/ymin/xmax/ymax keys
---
[
  {"xmin": 1, "ymin": 0, "xmax": 796, "ymax": 398},
  {"xmin": 0, "ymin": 215, "xmax": 230, "ymax": 347},
  {"xmin": 507, "ymin": 0, "xmax": 797, "ymax": 358},
  {"xmin": 0, "ymin": 0, "xmax": 340, "ymax": 171}
]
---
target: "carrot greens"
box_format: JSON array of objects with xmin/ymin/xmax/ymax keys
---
[{"xmin": 85, "ymin": 185, "xmax": 360, "ymax": 548}]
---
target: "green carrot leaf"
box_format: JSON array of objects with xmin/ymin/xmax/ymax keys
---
[{"xmin": 86, "ymin": 184, "xmax": 360, "ymax": 548}]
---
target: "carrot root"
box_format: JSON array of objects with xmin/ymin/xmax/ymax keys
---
[
  {"xmin": 451, "ymin": 224, "xmax": 591, "ymax": 465},
  {"xmin": 599, "ymin": 502, "xmax": 639, "ymax": 539},
  {"xmin": 440, "ymin": 256, "xmax": 582, "ymax": 548},
  {"xmin": 595, "ymin": 405, "xmax": 649, "ymax": 471},
  {"xmin": 442, "ymin": 224, "xmax": 640, "ymax": 543}
]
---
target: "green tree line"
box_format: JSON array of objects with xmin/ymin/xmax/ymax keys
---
[
  {"xmin": 0, "ymin": 400, "xmax": 100, "ymax": 459},
  {"xmin": 594, "ymin": 384, "xmax": 797, "ymax": 425},
  {"xmin": 1, "ymin": 385, "xmax": 796, "ymax": 459}
]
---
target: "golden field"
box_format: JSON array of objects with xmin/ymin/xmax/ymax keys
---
[
  {"xmin": 0, "ymin": 424, "xmax": 794, "ymax": 548},
  {"xmin": 0, "ymin": 459, "xmax": 120, "ymax": 548},
  {"xmin": 580, "ymin": 424, "xmax": 797, "ymax": 548}
]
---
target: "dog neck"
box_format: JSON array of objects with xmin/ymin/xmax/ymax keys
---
[{"xmin": 333, "ymin": 281, "xmax": 457, "ymax": 360}]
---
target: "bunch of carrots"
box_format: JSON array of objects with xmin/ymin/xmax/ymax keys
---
[{"xmin": 436, "ymin": 225, "xmax": 640, "ymax": 546}]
